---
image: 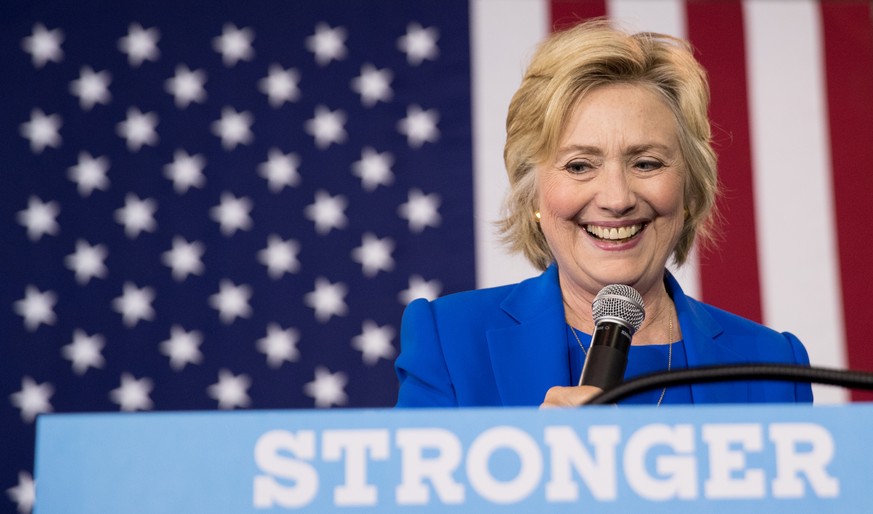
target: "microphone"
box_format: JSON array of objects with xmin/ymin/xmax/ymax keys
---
[{"xmin": 578, "ymin": 284, "xmax": 645, "ymax": 390}]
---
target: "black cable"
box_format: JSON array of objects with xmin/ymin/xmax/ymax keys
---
[{"xmin": 586, "ymin": 364, "xmax": 873, "ymax": 405}]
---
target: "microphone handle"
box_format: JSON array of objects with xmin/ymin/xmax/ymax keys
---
[{"xmin": 578, "ymin": 322, "xmax": 632, "ymax": 390}]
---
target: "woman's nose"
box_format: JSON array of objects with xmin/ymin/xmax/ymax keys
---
[{"xmin": 595, "ymin": 165, "xmax": 636, "ymax": 216}]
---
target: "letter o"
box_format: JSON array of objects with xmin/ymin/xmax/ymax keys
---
[{"xmin": 466, "ymin": 426, "xmax": 543, "ymax": 504}]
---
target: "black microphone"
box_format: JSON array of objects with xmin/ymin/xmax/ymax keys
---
[{"xmin": 578, "ymin": 284, "xmax": 645, "ymax": 390}]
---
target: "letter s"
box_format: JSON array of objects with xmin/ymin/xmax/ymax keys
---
[{"xmin": 253, "ymin": 430, "xmax": 319, "ymax": 508}]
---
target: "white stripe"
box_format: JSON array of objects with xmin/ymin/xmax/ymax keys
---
[
  {"xmin": 470, "ymin": 0, "xmax": 544, "ymax": 288},
  {"xmin": 743, "ymin": 0, "xmax": 847, "ymax": 403}
]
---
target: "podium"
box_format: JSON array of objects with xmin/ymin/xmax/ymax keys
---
[{"xmin": 34, "ymin": 403, "xmax": 872, "ymax": 512}]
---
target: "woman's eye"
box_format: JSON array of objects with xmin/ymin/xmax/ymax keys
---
[
  {"xmin": 635, "ymin": 160, "xmax": 664, "ymax": 172},
  {"xmin": 563, "ymin": 161, "xmax": 591, "ymax": 174}
]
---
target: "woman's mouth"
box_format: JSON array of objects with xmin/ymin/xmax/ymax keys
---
[{"xmin": 584, "ymin": 223, "xmax": 645, "ymax": 242}]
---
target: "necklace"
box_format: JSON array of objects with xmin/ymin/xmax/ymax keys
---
[{"xmin": 571, "ymin": 313, "xmax": 673, "ymax": 407}]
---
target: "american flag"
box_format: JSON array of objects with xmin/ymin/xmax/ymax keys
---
[{"xmin": 4, "ymin": 1, "xmax": 873, "ymax": 513}]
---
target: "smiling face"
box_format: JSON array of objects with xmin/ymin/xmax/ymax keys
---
[{"xmin": 536, "ymin": 83, "xmax": 686, "ymax": 301}]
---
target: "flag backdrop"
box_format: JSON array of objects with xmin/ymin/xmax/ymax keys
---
[{"xmin": 2, "ymin": 0, "xmax": 872, "ymax": 512}]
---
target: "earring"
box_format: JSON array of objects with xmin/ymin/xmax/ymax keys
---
[{"xmin": 534, "ymin": 211, "xmax": 541, "ymax": 222}]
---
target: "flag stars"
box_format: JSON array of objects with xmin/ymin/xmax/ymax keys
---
[
  {"xmin": 210, "ymin": 192, "xmax": 253, "ymax": 236},
  {"xmin": 116, "ymin": 107, "xmax": 159, "ymax": 151},
  {"xmin": 305, "ymin": 105, "xmax": 347, "ymax": 149},
  {"xmin": 65, "ymin": 239, "xmax": 109, "ymax": 284},
  {"xmin": 257, "ymin": 323, "xmax": 301, "ymax": 368},
  {"xmin": 304, "ymin": 190, "xmax": 347, "ymax": 235},
  {"xmin": 164, "ymin": 149, "xmax": 206, "ymax": 194},
  {"xmin": 112, "ymin": 282, "xmax": 156, "ymax": 327},
  {"xmin": 352, "ymin": 320, "xmax": 396, "ymax": 365},
  {"xmin": 212, "ymin": 107, "xmax": 254, "ymax": 150},
  {"xmin": 162, "ymin": 237, "xmax": 205, "ymax": 281},
  {"xmin": 258, "ymin": 235, "xmax": 300, "ymax": 279},
  {"xmin": 68, "ymin": 151, "xmax": 110, "ymax": 197},
  {"xmin": 22, "ymin": 23, "xmax": 64, "ymax": 68},
  {"xmin": 7, "ymin": 471, "xmax": 35, "ymax": 514},
  {"xmin": 259, "ymin": 64, "xmax": 300, "ymax": 108},
  {"xmin": 352, "ymin": 233, "xmax": 395, "ymax": 277},
  {"xmin": 109, "ymin": 373, "xmax": 154, "ymax": 411},
  {"xmin": 13, "ymin": 286, "xmax": 57, "ymax": 332},
  {"xmin": 304, "ymin": 277, "xmax": 348, "ymax": 323},
  {"xmin": 398, "ymin": 105, "xmax": 440, "ymax": 148},
  {"xmin": 398, "ymin": 188, "xmax": 441, "ymax": 233},
  {"xmin": 351, "ymin": 63, "xmax": 393, "ymax": 107},
  {"xmin": 20, "ymin": 108, "xmax": 62, "ymax": 153},
  {"xmin": 306, "ymin": 23, "xmax": 347, "ymax": 66},
  {"xmin": 399, "ymin": 275, "xmax": 443, "ymax": 304},
  {"xmin": 207, "ymin": 369, "xmax": 252, "ymax": 409},
  {"xmin": 213, "ymin": 24, "xmax": 255, "ymax": 67},
  {"xmin": 397, "ymin": 22, "xmax": 439, "ymax": 66},
  {"xmin": 160, "ymin": 325, "xmax": 204, "ymax": 371},
  {"xmin": 164, "ymin": 65, "xmax": 207, "ymax": 108},
  {"xmin": 304, "ymin": 366, "xmax": 348, "ymax": 408},
  {"xmin": 9, "ymin": 376, "xmax": 54, "ymax": 423},
  {"xmin": 209, "ymin": 280, "xmax": 253, "ymax": 324},
  {"xmin": 352, "ymin": 147, "xmax": 394, "ymax": 191},
  {"xmin": 17, "ymin": 196, "xmax": 60, "ymax": 241},
  {"xmin": 69, "ymin": 66, "xmax": 111, "ymax": 110},
  {"xmin": 61, "ymin": 329, "xmax": 106, "ymax": 375},
  {"xmin": 118, "ymin": 23, "xmax": 160, "ymax": 67},
  {"xmin": 258, "ymin": 148, "xmax": 300, "ymax": 192},
  {"xmin": 115, "ymin": 194, "xmax": 158, "ymax": 239}
]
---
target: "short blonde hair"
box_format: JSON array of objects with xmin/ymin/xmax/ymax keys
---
[{"xmin": 499, "ymin": 19, "xmax": 718, "ymax": 270}]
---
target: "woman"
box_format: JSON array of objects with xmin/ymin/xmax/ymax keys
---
[{"xmin": 394, "ymin": 20, "xmax": 812, "ymax": 408}]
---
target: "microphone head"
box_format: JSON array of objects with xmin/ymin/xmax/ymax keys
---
[{"xmin": 592, "ymin": 284, "xmax": 645, "ymax": 333}]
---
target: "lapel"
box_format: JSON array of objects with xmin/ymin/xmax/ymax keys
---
[
  {"xmin": 486, "ymin": 265, "xmax": 572, "ymax": 406},
  {"xmin": 666, "ymin": 272, "xmax": 752, "ymax": 403}
]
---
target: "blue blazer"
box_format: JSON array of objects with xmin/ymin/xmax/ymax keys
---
[{"xmin": 395, "ymin": 264, "xmax": 813, "ymax": 407}]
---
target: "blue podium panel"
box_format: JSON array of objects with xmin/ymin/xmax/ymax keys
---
[{"xmin": 34, "ymin": 404, "xmax": 873, "ymax": 513}]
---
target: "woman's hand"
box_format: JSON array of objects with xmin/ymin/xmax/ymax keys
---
[{"xmin": 539, "ymin": 385, "xmax": 604, "ymax": 408}]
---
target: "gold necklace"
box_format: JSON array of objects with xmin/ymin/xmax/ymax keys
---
[{"xmin": 571, "ymin": 313, "xmax": 673, "ymax": 407}]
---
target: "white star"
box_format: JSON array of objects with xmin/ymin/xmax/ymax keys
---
[
  {"xmin": 258, "ymin": 64, "xmax": 300, "ymax": 108},
  {"xmin": 17, "ymin": 195, "xmax": 60, "ymax": 241},
  {"xmin": 69, "ymin": 66, "xmax": 111, "ymax": 110},
  {"xmin": 161, "ymin": 236, "xmax": 205, "ymax": 281},
  {"xmin": 305, "ymin": 23, "xmax": 347, "ymax": 66},
  {"xmin": 21, "ymin": 23, "xmax": 64, "ymax": 68},
  {"xmin": 209, "ymin": 279, "xmax": 252, "ymax": 324},
  {"xmin": 211, "ymin": 107, "xmax": 254, "ymax": 150},
  {"xmin": 304, "ymin": 190, "xmax": 347, "ymax": 235},
  {"xmin": 258, "ymin": 148, "xmax": 300, "ymax": 192},
  {"xmin": 160, "ymin": 325, "xmax": 203, "ymax": 371},
  {"xmin": 351, "ymin": 63, "xmax": 393, "ymax": 107},
  {"xmin": 112, "ymin": 282, "xmax": 156, "ymax": 327},
  {"xmin": 163, "ymin": 149, "xmax": 206, "ymax": 194},
  {"xmin": 304, "ymin": 277, "xmax": 348, "ymax": 323},
  {"xmin": 352, "ymin": 147, "xmax": 394, "ymax": 191},
  {"xmin": 64, "ymin": 239, "xmax": 109, "ymax": 284},
  {"xmin": 164, "ymin": 64, "xmax": 207, "ymax": 108},
  {"xmin": 304, "ymin": 366, "xmax": 348, "ymax": 408},
  {"xmin": 114, "ymin": 194, "xmax": 157, "ymax": 239},
  {"xmin": 397, "ymin": 105, "xmax": 440, "ymax": 148},
  {"xmin": 116, "ymin": 107, "xmax": 159, "ymax": 151},
  {"xmin": 304, "ymin": 105, "xmax": 347, "ymax": 149},
  {"xmin": 208, "ymin": 369, "xmax": 252, "ymax": 409},
  {"xmin": 9, "ymin": 376, "xmax": 53, "ymax": 423},
  {"xmin": 109, "ymin": 373, "xmax": 154, "ymax": 411},
  {"xmin": 118, "ymin": 23, "xmax": 160, "ymax": 67},
  {"xmin": 398, "ymin": 188, "xmax": 441, "ymax": 233},
  {"xmin": 210, "ymin": 192, "xmax": 253, "ymax": 236},
  {"xmin": 258, "ymin": 235, "xmax": 300, "ymax": 279},
  {"xmin": 352, "ymin": 320, "xmax": 396, "ymax": 365},
  {"xmin": 257, "ymin": 323, "xmax": 300, "ymax": 368},
  {"xmin": 13, "ymin": 286, "xmax": 57, "ymax": 332},
  {"xmin": 61, "ymin": 329, "xmax": 106, "ymax": 375},
  {"xmin": 68, "ymin": 151, "xmax": 110, "ymax": 197},
  {"xmin": 6, "ymin": 471, "xmax": 35, "ymax": 514},
  {"xmin": 212, "ymin": 24, "xmax": 255, "ymax": 67},
  {"xmin": 20, "ymin": 108, "xmax": 62, "ymax": 153},
  {"xmin": 351, "ymin": 233, "xmax": 395, "ymax": 277},
  {"xmin": 399, "ymin": 275, "xmax": 443, "ymax": 304},
  {"xmin": 397, "ymin": 22, "xmax": 440, "ymax": 66}
]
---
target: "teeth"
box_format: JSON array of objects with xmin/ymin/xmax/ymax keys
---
[{"xmin": 586, "ymin": 224, "xmax": 642, "ymax": 241}]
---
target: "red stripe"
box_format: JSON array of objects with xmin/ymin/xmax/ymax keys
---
[
  {"xmin": 821, "ymin": 2, "xmax": 873, "ymax": 399},
  {"xmin": 549, "ymin": 0, "xmax": 607, "ymax": 30},
  {"xmin": 685, "ymin": 1, "xmax": 763, "ymax": 323}
]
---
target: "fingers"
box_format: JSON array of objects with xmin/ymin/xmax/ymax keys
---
[{"xmin": 539, "ymin": 385, "xmax": 604, "ymax": 408}]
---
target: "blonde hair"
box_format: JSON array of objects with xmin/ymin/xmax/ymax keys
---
[{"xmin": 499, "ymin": 19, "xmax": 718, "ymax": 270}]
